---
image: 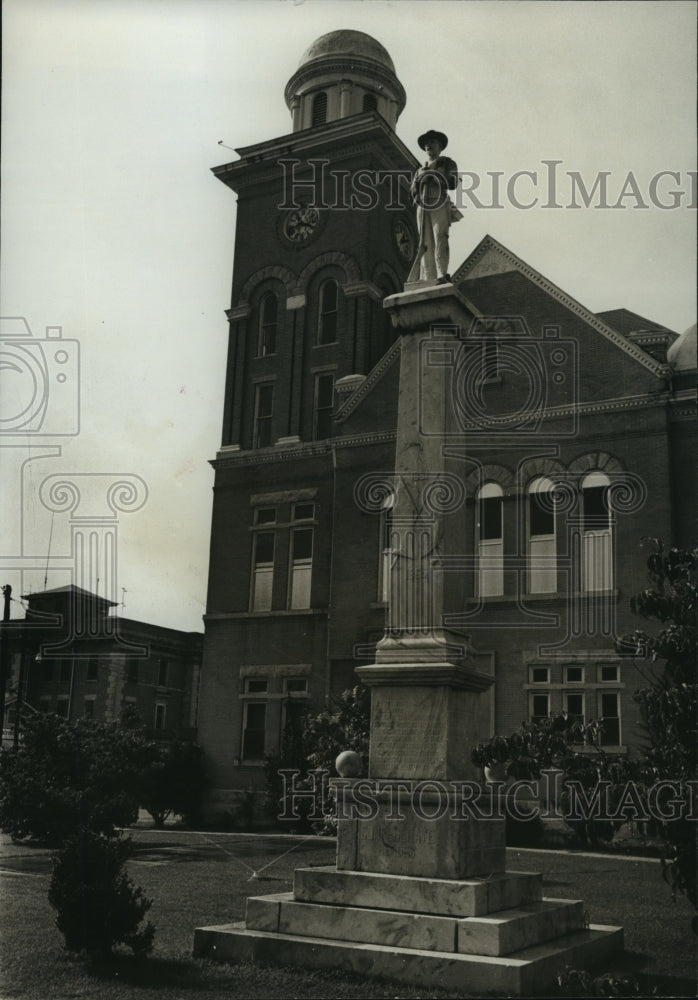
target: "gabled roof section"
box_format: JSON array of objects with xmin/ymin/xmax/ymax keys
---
[
  {"xmin": 21, "ymin": 584, "xmax": 117, "ymax": 609},
  {"xmin": 334, "ymin": 336, "xmax": 401, "ymax": 423},
  {"xmin": 452, "ymin": 236, "xmax": 667, "ymax": 378},
  {"xmin": 595, "ymin": 308, "xmax": 677, "ymax": 338}
]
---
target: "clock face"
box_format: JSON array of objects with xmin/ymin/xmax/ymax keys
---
[
  {"xmin": 282, "ymin": 206, "xmax": 321, "ymax": 244},
  {"xmin": 393, "ymin": 219, "xmax": 415, "ymax": 261}
]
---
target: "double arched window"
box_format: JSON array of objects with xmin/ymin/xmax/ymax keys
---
[
  {"xmin": 477, "ymin": 483, "xmax": 503, "ymax": 597},
  {"xmin": 527, "ymin": 477, "xmax": 557, "ymax": 594}
]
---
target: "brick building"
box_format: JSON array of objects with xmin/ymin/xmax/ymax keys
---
[
  {"xmin": 195, "ymin": 29, "xmax": 696, "ymax": 815},
  {"xmin": 2, "ymin": 585, "xmax": 203, "ymax": 743}
]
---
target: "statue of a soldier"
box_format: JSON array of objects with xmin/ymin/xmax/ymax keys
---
[{"xmin": 407, "ymin": 129, "xmax": 462, "ymax": 284}]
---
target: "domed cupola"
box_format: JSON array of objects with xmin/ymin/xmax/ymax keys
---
[{"xmin": 284, "ymin": 29, "xmax": 406, "ymax": 132}]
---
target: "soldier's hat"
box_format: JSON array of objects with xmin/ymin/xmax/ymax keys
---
[{"xmin": 418, "ymin": 129, "xmax": 448, "ymax": 151}]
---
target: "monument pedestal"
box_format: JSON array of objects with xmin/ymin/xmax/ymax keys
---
[
  {"xmin": 194, "ymin": 862, "xmax": 622, "ymax": 997},
  {"xmin": 193, "ymin": 284, "xmax": 622, "ymax": 994}
]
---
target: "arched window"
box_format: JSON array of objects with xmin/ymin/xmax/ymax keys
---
[
  {"xmin": 582, "ymin": 471, "xmax": 613, "ymax": 591},
  {"xmin": 311, "ymin": 92, "xmax": 327, "ymax": 127},
  {"xmin": 477, "ymin": 483, "xmax": 503, "ymax": 597},
  {"xmin": 528, "ymin": 477, "xmax": 557, "ymax": 594},
  {"xmin": 362, "ymin": 92, "xmax": 378, "ymax": 113},
  {"xmin": 317, "ymin": 279, "xmax": 338, "ymax": 345},
  {"xmin": 257, "ymin": 292, "xmax": 277, "ymax": 357}
]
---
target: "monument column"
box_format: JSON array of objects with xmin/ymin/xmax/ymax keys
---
[
  {"xmin": 195, "ymin": 281, "xmax": 624, "ymax": 994},
  {"xmin": 356, "ymin": 284, "xmax": 493, "ymax": 783}
]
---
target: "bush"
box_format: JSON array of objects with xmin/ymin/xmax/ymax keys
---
[
  {"xmin": 139, "ymin": 739, "xmax": 206, "ymax": 828},
  {"xmin": 264, "ymin": 685, "xmax": 370, "ymax": 833},
  {"xmin": 625, "ymin": 540, "xmax": 697, "ymax": 927},
  {"xmin": 0, "ymin": 712, "xmax": 152, "ymax": 844},
  {"xmin": 49, "ymin": 831, "xmax": 154, "ymax": 956}
]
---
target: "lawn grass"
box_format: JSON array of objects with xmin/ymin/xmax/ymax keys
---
[{"xmin": 1, "ymin": 831, "xmax": 695, "ymax": 999}]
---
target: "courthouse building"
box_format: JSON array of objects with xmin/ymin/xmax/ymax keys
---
[{"xmin": 195, "ymin": 29, "xmax": 696, "ymax": 813}]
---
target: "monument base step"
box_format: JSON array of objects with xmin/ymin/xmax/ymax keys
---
[
  {"xmin": 245, "ymin": 891, "xmax": 586, "ymax": 957},
  {"xmin": 193, "ymin": 921, "xmax": 623, "ymax": 996}
]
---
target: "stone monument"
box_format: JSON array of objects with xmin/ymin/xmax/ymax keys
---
[{"xmin": 193, "ymin": 282, "xmax": 623, "ymax": 995}]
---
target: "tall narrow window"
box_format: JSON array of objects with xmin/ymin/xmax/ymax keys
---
[
  {"xmin": 251, "ymin": 531, "xmax": 275, "ymax": 612},
  {"xmin": 257, "ymin": 293, "xmax": 277, "ymax": 357},
  {"xmin": 582, "ymin": 472, "xmax": 613, "ymax": 591},
  {"xmin": 598, "ymin": 690, "xmax": 620, "ymax": 745},
  {"xmin": 311, "ymin": 91, "xmax": 327, "ymax": 126},
  {"xmin": 157, "ymin": 659, "xmax": 169, "ymax": 687},
  {"xmin": 154, "ymin": 703, "xmax": 166, "ymax": 731},
  {"xmin": 242, "ymin": 679, "xmax": 268, "ymax": 760},
  {"xmin": 530, "ymin": 692, "xmax": 550, "ymax": 726},
  {"xmin": 362, "ymin": 92, "xmax": 378, "ymax": 112},
  {"xmin": 528, "ymin": 477, "xmax": 557, "ymax": 593},
  {"xmin": 313, "ymin": 373, "xmax": 334, "ymax": 439},
  {"xmin": 86, "ymin": 658, "xmax": 98, "ymax": 682},
  {"xmin": 317, "ymin": 279, "xmax": 338, "ymax": 345},
  {"xmin": 477, "ymin": 483, "xmax": 503, "ymax": 597},
  {"xmin": 289, "ymin": 527, "xmax": 313, "ymax": 609},
  {"xmin": 564, "ymin": 691, "xmax": 585, "ymax": 726},
  {"xmin": 253, "ymin": 383, "xmax": 274, "ymax": 448}
]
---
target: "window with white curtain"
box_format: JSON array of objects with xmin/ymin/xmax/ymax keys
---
[
  {"xmin": 528, "ymin": 477, "xmax": 557, "ymax": 593},
  {"xmin": 582, "ymin": 471, "xmax": 613, "ymax": 591},
  {"xmin": 477, "ymin": 483, "xmax": 503, "ymax": 597}
]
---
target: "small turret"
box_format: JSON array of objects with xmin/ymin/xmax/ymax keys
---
[{"xmin": 284, "ymin": 29, "xmax": 406, "ymax": 132}]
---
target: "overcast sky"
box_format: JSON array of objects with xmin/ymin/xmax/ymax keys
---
[{"xmin": 1, "ymin": 0, "xmax": 695, "ymax": 631}]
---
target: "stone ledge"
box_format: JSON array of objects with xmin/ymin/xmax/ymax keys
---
[
  {"xmin": 193, "ymin": 921, "xmax": 623, "ymax": 997},
  {"xmin": 293, "ymin": 865, "xmax": 543, "ymax": 917}
]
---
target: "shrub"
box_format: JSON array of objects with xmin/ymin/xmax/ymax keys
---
[
  {"xmin": 264, "ymin": 685, "xmax": 370, "ymax": 833},
  {"xmin": 139, "ymin": 739, "xmax": 206, "ymax": 828},
  {"xmin": 0, "ymin": 712, "xmax": 151, "ymax": 844},
  {"xmin": 625, "ymin": 540, "xmax": 697, "ymax": 928},
  {"xmin": 49, "ymin": 831, "xmax": 154, "ymax": 956}
]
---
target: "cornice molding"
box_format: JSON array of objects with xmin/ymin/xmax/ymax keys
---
[
  {"xmin": 212, "ymin": 431, "xmax": 396, "ymax": 469},
  {"xmin": 454, "ymin": 236, "xmax": 667, "ymax": 378},
  {"xmin": 452, "ymin": 390, "xmax": 671, "ymax": 430}
]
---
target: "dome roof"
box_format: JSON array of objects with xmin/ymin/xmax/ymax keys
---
[
  {"xmin": 667, "ymin": 323, "xmax": 697, "ymax": 371},
  {"xmin": 298, "ymin": 30, "xmax": 395, "ymax": 74}
]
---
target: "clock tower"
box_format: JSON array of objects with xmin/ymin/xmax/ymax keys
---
[
  {"xmin": 198, "ymin": 31, "xmax": 418, "ymax": 804},
  {"xmin": 213, "ymin": 29, "xmax": 417, "ymax": 449}
]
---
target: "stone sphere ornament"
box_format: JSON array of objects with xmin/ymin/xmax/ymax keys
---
[{"xmin": 335, "ymin": 750, "xmax": 362, "ymax": 777}]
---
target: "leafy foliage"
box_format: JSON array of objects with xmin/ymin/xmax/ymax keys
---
[
  {"xmin": 49, "ymin": 830, "xmax": 154, "ymax": 956},
  {"xmin": 0, "ymin": 711, "xmax": 151, "ymax": 844},
  {"xmin": 302, "ymin": 684, "xmax": 370, "ymax": 774},
  {"xmin": 139, "ymin": 739, "xmax": 206, "ymax": 828},
  {"xmin": 471, "ymin": 714, "xmax": 603, "ymax": 779},
  {"xmin": 264, "ymin": 685, "xmax": 370, "ymax": 832},
  {"xmin": 625, "ymin": 540, "xmax": 697, "ymax": 926}
]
